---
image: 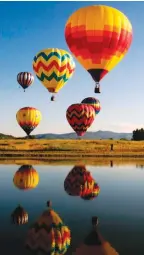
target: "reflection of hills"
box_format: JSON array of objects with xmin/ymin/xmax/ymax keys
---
[
  {"xmin": 25, "ymin": 201, "xmax": 71, "ymax": 255},
  {"xmin": 13, "ymin": 165, "xmax": 39, "ymax": 191},
  {"xmin": 136, "ymin": 164, "xmax": 144, "ymax": 169},
  {"xmin": 64, "ymin": 165, "xmax": 100, "ymax": 200}
]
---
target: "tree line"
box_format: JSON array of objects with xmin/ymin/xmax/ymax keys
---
[{"xmin": 132, "ymin": 128, "xmax": 144, "ymax": 141}]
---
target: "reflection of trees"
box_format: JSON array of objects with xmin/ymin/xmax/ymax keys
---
[{"xmin": 136, "ymin": 164, "xmax": 144, "ymax": 169}]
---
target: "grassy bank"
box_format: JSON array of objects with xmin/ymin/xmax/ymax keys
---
[{"xmin": 0, "ymin": 139, "xmax": 143, "ymax": 159}]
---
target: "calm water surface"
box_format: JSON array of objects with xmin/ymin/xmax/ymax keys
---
[{"xmin": 0, "ymin": 162, "xmax": 144, "ymax": 254}]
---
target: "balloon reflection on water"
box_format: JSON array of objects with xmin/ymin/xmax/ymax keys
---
[
  {"xmin": 64, "ymin": 165, "xmax": 100, "ymax": 200},
  {"xmin": 13, "ymin": 165, "xmax": 39, "ymax": 191}
]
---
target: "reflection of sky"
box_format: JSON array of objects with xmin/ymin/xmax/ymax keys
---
[{"xmin": 1, "ymin": 164, "xmax": 144, "ymax": 254}]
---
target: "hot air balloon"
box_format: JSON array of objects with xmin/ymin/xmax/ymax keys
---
[
  {"xmin": 25, "ymin": 200, "xmax": 71, "ymax": 255},
  {"xmin": 64, "ymin": 165, "xmax": 99, "ymax": 198},
  {"xmin": 66, "ymin": 104, "xmax": 95, "ymax": 137},
  {"xmin": 65, "ymin": 5, "xmax": 133, "ymax": 93},
  {"xmin": 33, "ymin": 48, "xmax": 75, "ymax": 101},
  {"xmin": 17, "ymin": 72, "xmax": 34, "ymax": 91},
  {"xmin": 74, "ymin": 216, "xmax": 119, "ymax": 255},
  {"xmin": 11, "ymin": 205, "xmax": 28, "ymax": 225},
  {"xmin": 81, "ymin": 97, "xmax": 101, "ymax": 115},
  {"xmin": 13, "ymin": 165, "xmax": 39, "ymax": 190},
  {"xmin": 16, "ymin": 107, "xmax": 42, "ymax": 136}
]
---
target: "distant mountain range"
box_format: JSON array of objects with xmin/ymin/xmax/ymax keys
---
[
  {"xmin": 35, "ymin": 130, "xmax": 132, "ymax": 140},
  {"xmin": 0, "ymin": 130, "xmax": 132, "ymax": 140}
]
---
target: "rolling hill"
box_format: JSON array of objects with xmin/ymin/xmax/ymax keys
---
[
  {"xmin": 35, "ymin": 130, "xmax": 132, "ymax": 140},
  {"xmin": 0, "ymin": 130, "xmax": 132, "ymax": 140}
]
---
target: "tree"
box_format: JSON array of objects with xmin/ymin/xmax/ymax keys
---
[{"xmin": 132, "ymin": 128, "xmax": 144, "ymax": 141}]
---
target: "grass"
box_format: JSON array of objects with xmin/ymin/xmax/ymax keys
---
[{"xmin": 0, "ymin": 139, "xmax": 144, "ymax": 159}]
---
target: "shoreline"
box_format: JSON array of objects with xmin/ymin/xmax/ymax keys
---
[
  {"xmin": 0, "ymin": 150, "xmax": 144, "ymax": 159},
  {"xmin": 1, "ymin": 156, "xmax": 144, "ymax": 166}
]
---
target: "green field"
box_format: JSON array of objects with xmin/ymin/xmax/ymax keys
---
[{"xmin": 0, "ymin": 139, "xmax": 143, "ymax": 159}]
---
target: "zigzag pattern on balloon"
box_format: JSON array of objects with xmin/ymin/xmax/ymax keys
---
[
  {"xmin": 34, "ymin": 60, "xmax": 74, "ymax": 74},
  {"xmin": 26, "ymin": 224, "xmax": 70, "ymax": 253},
  {"xmin": 33, "ymin": 52, "xmax": 75, "ymax": 82},
  {"xmin": 30, "ymin": 222, "xmax": 68, "ymax": 231},
  {"xmin": 66, "ymin": 110, "xmax": 95, "ymax": 119},
  {"xmin": 36, "ymin": 72, "xmax": 72, "ymax": 83},
  {"xmin": 26, "ymin": 231, "xmax": 70, "ymax": 253},
  {"xmin": 33, "ymin": 51, "xmax": 72, "ymax": 62}
]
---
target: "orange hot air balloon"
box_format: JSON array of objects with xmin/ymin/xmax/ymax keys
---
[
  {"xmin": 65, "ymin": 5, "xmax": 133, "ymax": 93},
  {"xmin": 13, "ymin": 165, "xmax": 39, "ymax": 190},
  {"xmin": 66, "ymin": 104, "xmax": 95, "ymax": 137}
]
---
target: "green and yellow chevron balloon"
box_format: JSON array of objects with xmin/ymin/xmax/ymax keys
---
[{"xmin": 33, "ymin": 48, "xmax": 75, "ymax": 100}]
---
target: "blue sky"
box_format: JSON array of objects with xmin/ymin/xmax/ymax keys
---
[{"xmin": 0, "ymin": 1, "xmax": 143, "ymax": 136}]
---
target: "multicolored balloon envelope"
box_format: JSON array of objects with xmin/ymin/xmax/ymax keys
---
[
  {"xmin": 13, "ymin": 165, "xmax": 39, "ymax": 190},
  {"xmin": 11, "ymin": 205, "xmax": 28, "ymax": 225},
  {"xmin": 16, "ymin": 107, "xmax": 42, "ymax": 136},
  {"xmin": 66, "ymin": 104, "xmax": 95, "ymax": 137},
  {"xmin": 64, "ymin": 165, "xmax": 99, "ymax": 199},
  {"xmin": 65, "ymin": 5, "xmax": 133, "ymax": 93},
  {"xmin": 81, "ymin": 97, "xmax": 101, "ymax": 115},
  {"xmin": 80, "ymin": 182, "xmax": 100, "ymax": 201},
  {"xmin": 32, "ymin": 48, "xmax": 75, "ymax": 101},
  {"xmin": 17, "ymin": 72, "xmax": 34, "ymax": 91},
  {"xmin": 25, "ymin": 201, "xmax": 71, "ymax": 255}
]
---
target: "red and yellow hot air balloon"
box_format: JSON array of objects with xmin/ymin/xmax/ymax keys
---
[
  {"xmin": 81, "ymin": 97, "xmax": 101, "ymax": 115},
  {"xmin": 13, "ymin": 165, "xmax": 39, "ymax": 190},
  {"xmin": 25, "ymin": 201, "xmax": 71, "ymax": 255},
  {"xmin": 16, "ymin": 107, "xmax": 42, "ymax": 136},
  {"xmin": 17, "ymin": 72, "xmax": 34, "ymax": 92},
  {"xmin": 64, "ymin": 165, "xmax": 99, "ymax": 198},
  {"xmin": 65, "ymin": 5, "xmax": 133, "ymax": 93},
  {"xmin": 33, "ymin": 48, "xmax": 75, "ymax": 101},
  {"xmin": 66, "ymin": 104, "xmax": 95, "ymax": 137}
]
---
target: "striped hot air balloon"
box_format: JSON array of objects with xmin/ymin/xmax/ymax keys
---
[
  {"xmin": 13, "ymin": 165, "xmax": 39, "ymax": 190},
  {"xmin": 11, "ymin": 205, "xmax": 28, "ymax": 225},
  {"xmin": 17, "ymin": 72, "xmax": 34, "ymax": 91},
  {"xmin": 81, "ymin": 97, "xmax": 101, "ymax": 115},
  {"xmin": 16, "ymin": 107, "xmax": 42, "ymax": 136},
  {"xmin": 66, "ymin": 104, "xmax": 96, "ymax": 137},
  {"xmin": 25, "ymin": 201, "xmax": 71, "ymax": 255},
  {"xmin": 65, "ymin": 5, "xmax": 133, "ymax": 93},
  {"xmin": 64, "ymin": 165, "xmax": 98, "ymax": 197},
  {"xmin": 32, "ymin": 48, "xmax": 75, "ymax": 101}
]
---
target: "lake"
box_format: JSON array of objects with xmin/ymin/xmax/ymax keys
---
[{"xmin": 0, "ymin": 161, "xmax": 144, "ymax": 255}]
